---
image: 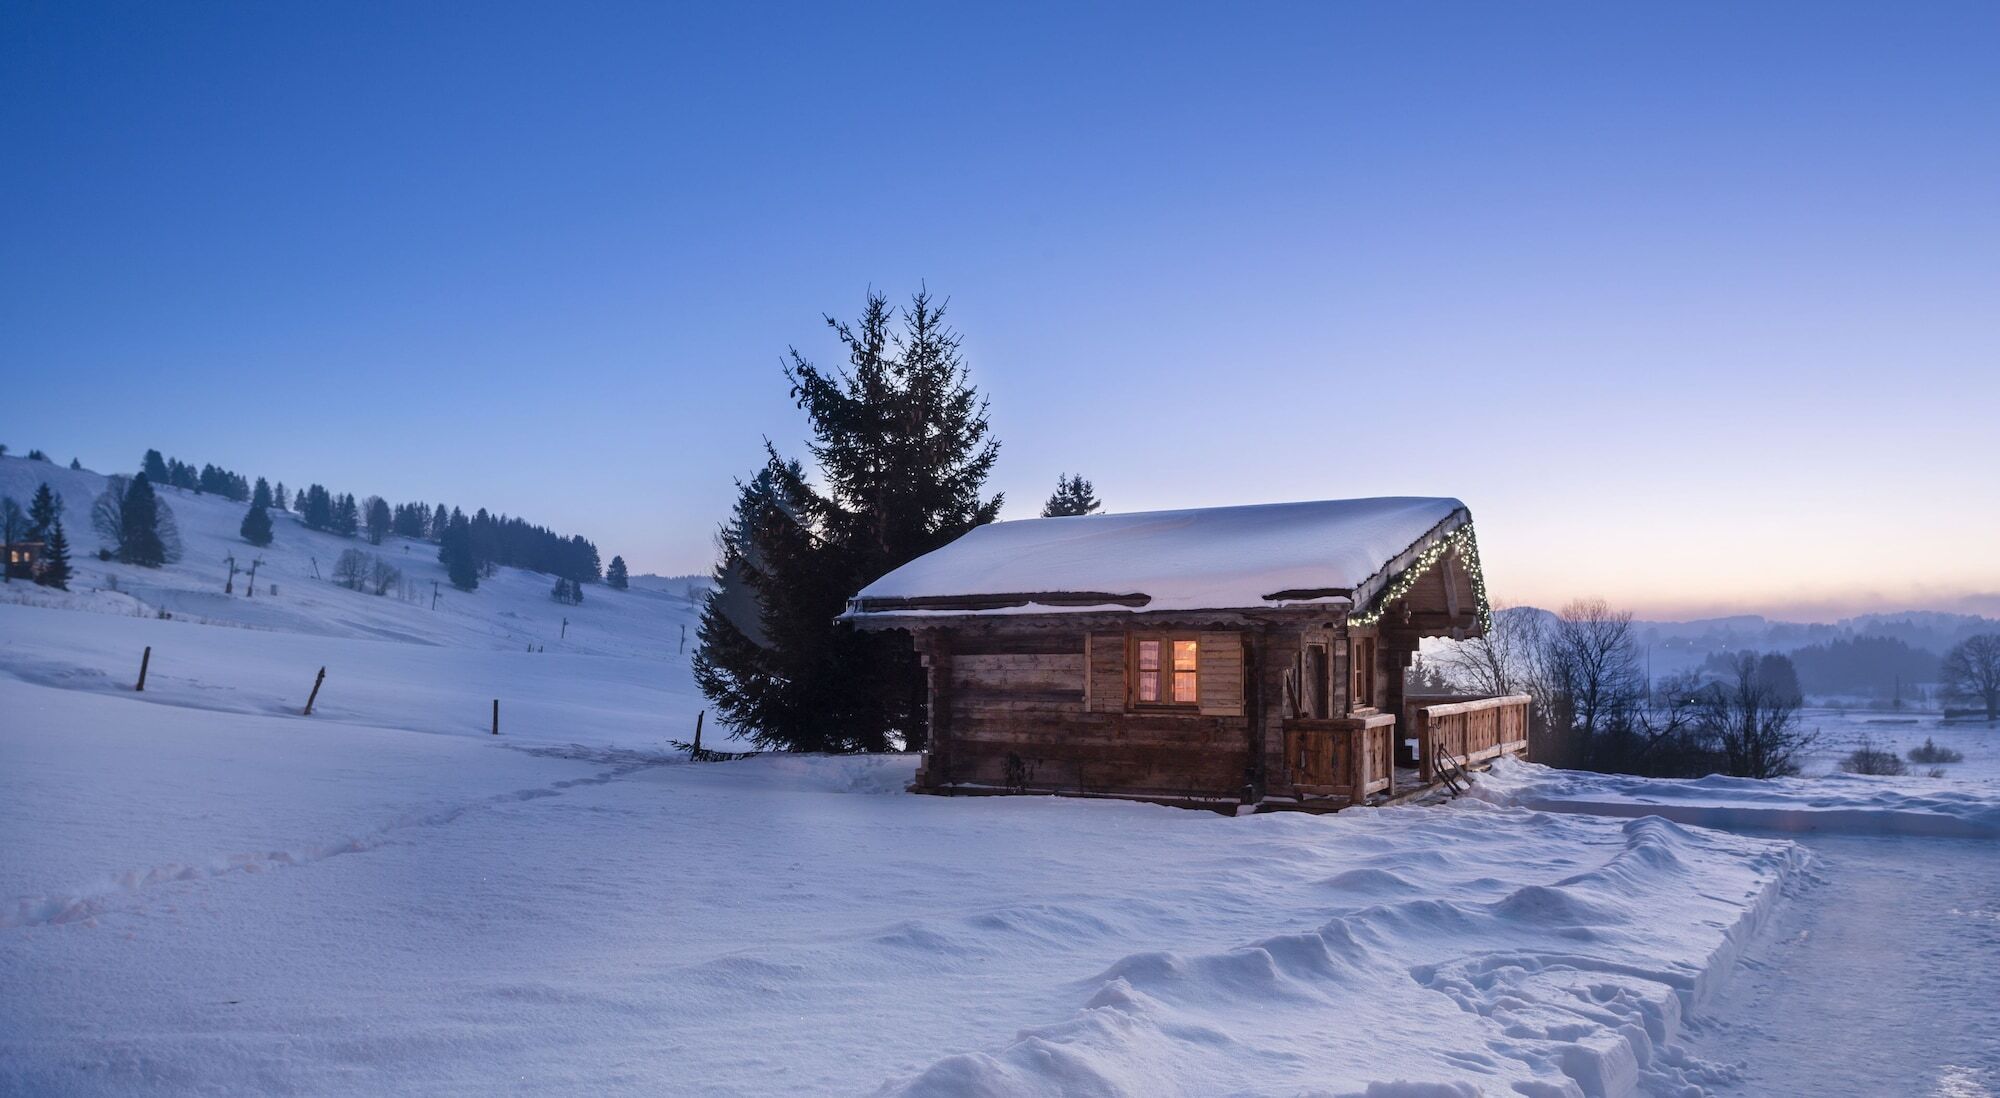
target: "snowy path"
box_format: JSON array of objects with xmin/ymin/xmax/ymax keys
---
[
  {"xmin": 1475, "ymin": 759, "xmax": 2000, "ymax": 1098},
  {"xmin": 1666, "ymin": 833, "xmax": 2000, "ymax": 1097}
]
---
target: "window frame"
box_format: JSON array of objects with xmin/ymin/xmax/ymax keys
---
[
  {"xmin": 1350, "ymin": 633, "xmax": 1378, "ymax": 710},
  {"xmin": 1128, "ymin": 632, "xmax": 1201, "ymax": 710}
]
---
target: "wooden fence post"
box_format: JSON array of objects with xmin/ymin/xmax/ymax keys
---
[
  {"xmin": 692, "ymin": 710, "xmax": 704, "ymax": 754},
  {"xmin": 136, "ymin": 646, "xmax": 151, "ymax": 692},
  {"xmin": 303, "ymin": 666, "xmax": 326, "ymax": 715},
  {"xmin": 492, "ymin": 699, "xmax": 499, "ymax": 735}
]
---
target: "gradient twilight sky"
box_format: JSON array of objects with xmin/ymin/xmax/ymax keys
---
[{"xmin": 4, "ymin": 3, "xmax": 1996, "ymax": 621}]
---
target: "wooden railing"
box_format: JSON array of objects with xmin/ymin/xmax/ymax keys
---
[
  {"xmin": 1282, "ymin": 713, "xmax": 1396, "ymax": 805},
  {"xmin": 1404, "ymin": 694, "xmax": 1531, "ymax": 780}
]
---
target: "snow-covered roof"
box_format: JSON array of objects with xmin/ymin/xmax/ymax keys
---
[{"xmin": 844, "ymin": 496, "xmax": 1471, "ymax": 618}]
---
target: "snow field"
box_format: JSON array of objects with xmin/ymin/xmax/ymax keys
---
[
  {"xmin": 0, "ymin": 601, "xmax": 714, "ymax": 751},
  {"xmin": 1473, "ymin": 756, "xmax": 2000, "ymax": 838},
  {"xmin": 2, "ymin": 654, "xmax": 1806, "ymax": 1096}
]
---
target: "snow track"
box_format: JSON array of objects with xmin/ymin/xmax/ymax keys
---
[{"xmin": 4, "ymin": 740, "xmax": 675, "ymax": 931}]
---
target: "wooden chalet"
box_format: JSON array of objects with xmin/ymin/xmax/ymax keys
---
[
  {"xmin": 843, "ymin": 497, "xmax": 1528, "ymax": 811},
  {"xmin": 4, "ymin": 539, "xmax": 45, "ymax": 581}
]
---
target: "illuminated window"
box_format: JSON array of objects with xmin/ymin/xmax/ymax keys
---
[
  {"xmin": 1133, "ymin": 636, "xmax": 1198, "ymax": 706},
  {"xmin": 1173, "ymin": 640, "xmax": 1198, "ymax": 703}
]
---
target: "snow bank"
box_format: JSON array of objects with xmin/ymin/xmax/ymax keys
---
[
  {"xmin": 848, "ymin": 496, "xmax": 1464, "ymax": 614},
  {"xmin": 1471, "ymin": 756, "xmax": 2000, "ymax": 838},
  {"xmin": 883, "ymin": 804, "xmax": 1800, "ymax": 1097}
]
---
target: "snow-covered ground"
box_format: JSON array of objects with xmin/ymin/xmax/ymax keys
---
[
  {"xmin": 2, "ymin": 660, "xmax": 1803, "ymax": 1095},
  {"xmin": 6, "ymin": 453, "xmax": 1998, "ymax": 1095},
  {"xmin": 1790, "ymin": 706, "xmax": 2000, "ymax": 780}
]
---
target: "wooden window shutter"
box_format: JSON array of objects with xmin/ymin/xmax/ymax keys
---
[
  {"xmin": 1086, "ymin": 632, "xmax": 1126, "ymax": 712},
  {"xmin": 1196, "ymin": 631, "xmax": 1245, "ymax": 716}
]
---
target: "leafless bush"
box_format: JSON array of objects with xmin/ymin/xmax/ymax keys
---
[
  {"xmin": 333, "ymin": 548, "xmax": 370, "ymax": 591},
  {"xmin": 1841, "ymin": 735, "xmax": 1906, "ymax": 776},
  {"xmin": 369, "ymin": 556, "xmax": 401, "ymax": 596}
]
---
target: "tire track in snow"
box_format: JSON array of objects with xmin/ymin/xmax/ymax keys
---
[{"xmin": 2, "ymin": 752, "xmax": 676, "ymax": 931}]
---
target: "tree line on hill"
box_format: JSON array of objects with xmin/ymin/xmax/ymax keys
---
[
  {"xmin": 0, "ymin": 444, "xmax": 85, "ymax": 469},
  {"xmin": 694, "ymin": 288, "xmax": 1106, "ymax": 754},
  {"xmin": 142, "ymin": 450, "xmax": 254, "ymax": 501},
  {"xmin": 130, "ymin": 449, "xmax": 616, "ymax": 596}
]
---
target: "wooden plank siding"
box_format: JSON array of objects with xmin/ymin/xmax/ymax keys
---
[{"xmin": 893, "ymin": 609, "xmax": 1473, "ymax": 807}]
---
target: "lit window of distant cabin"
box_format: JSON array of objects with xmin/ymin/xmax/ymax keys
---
[{"xmin": 1134, "ymin": 637, "xmax": 1198, "ymax": 706}]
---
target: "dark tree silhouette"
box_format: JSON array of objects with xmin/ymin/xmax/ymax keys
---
[
  {"xmin": 1942, "ymin": 635, "xmax": 2000, "ymax": 720},
  {"xmin": 1041, "ymin": 473, "xmax": 1101, "ymax": 517},
  {"xmin": 118, "ymin": 473, "xmax": 168, "ymax": 567},
  {"xmin": 439, "ymin": 511, "xmax": 479, "ymax": 591},
  {"xmin": 240, "ymin": 502, "xmax": 274, "ymax": 547},
  {"xmin": 36, "ymin": 521, "xmax": 72, "ymax": 590},
  {"xmin": 696, "ymin": 289, "xmax": 1002, "ymax": 752},
  {"xmin": 28, "ymin": 482, "xmax": 62, "ymax": 539}
]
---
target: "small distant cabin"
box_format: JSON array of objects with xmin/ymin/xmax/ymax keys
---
[
  {"xmin": 4, "ymin": 540, "xmax": 44, "ymax": 581},
  {"xmin": 843, "ymin": 497, "xmax": 1529, "ymax": 811}
]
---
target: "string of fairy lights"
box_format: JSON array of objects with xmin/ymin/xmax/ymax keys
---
[{"xmin": 1348, "ymin": 522, "xmax": 1493, "ymax": 632}]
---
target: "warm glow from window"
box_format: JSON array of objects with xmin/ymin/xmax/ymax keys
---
[
  {"xmin": 1134, "ymin": 636, "xmax": 1198, "ymax": 706},
  {"xmin": 1173, "ymin": 640, "xmax": 1198, "ymax": 703}
]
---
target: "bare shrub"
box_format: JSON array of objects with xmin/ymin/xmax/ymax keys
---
[
  {"xmin": 332, "ymin": 548, "xmax": 370, "ymax": 591},
  {"xmin": 1840, "ymin": 735, "xmax": 1907, "ymax": 776}
]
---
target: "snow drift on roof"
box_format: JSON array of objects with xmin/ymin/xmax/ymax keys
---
[{"xmin": 847, "ymin": 496, "xmax": 1468, "ymax": 616}]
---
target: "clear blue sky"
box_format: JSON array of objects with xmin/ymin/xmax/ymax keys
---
[{"xmin": 5, "ymin": 2, "xmax": 1996, "ymax": 619}]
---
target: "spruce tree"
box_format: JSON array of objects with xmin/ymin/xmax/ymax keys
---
[
  {"xmin": 605, "ymin": 555, "xmax": 629, "ymax": 590},
  {"xmin": 273, "ymin": 482, "xmax": 288, "ymax": 511},
  {"xmin": 28, "ymin": 482, "xmax": 62, "ymax": 539},
  {"xmin": 439, "ymin": 511, "xmax": 479, "ymax": 591},
  {"xmin": 119, "ymin": 473, "xmax": 167, "ymax": 566},
  {"xmin": 696, "ymin": 290, "xmax": 1002, "ymax": 753},
  {"xmin": 142, "ymin": 450, "xmax": 170, "ymax": 483},
  {"xmin": 36, "ymin": 521, "xmax": 71, "ymax": 590},
  {"xmin": 241, "ymin": 502, "xmax": 274, "ymax": 547},
  {"xmin": 69, "ymin": 458, "xmax": 81, "ymax": 470},
  {"xmin": 1041, "ymin": 473, "xmax": 1101, "ymax": 517},
  {"xmin": 251, "ymin": 477, "xmax": 273, "ymax": 510},
  {"xmin": 335, "ymin": 494, "xmax": 360, "ymax": 537},
  {"xmin": 364, "ymin": 496, "xmax": 391, "ymax": 544}
]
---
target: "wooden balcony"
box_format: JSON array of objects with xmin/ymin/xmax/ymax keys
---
[
  {"xmin": 1403, "ymin": 693, "xmax": 1531, "ymax": 781},
  {"xmin": 1282, "ymin": 712, "xmax": 1396, "ymax": 805}
]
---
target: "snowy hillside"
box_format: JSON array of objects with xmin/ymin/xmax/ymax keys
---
[
  {"xmin": 0, "ymin": 455, "xmax": 702, "ymax": 661},
  {"xmin": 0, "ymin": 455, "xmax": 713, "ymax": 750}
]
